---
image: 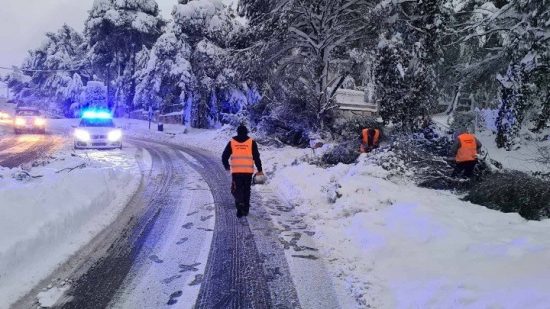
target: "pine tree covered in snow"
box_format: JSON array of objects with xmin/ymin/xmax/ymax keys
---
[
  {"xmin": 133, "ymin": 31, "xmax": 193, "ymax": 115},
  {"xmin": 171, "ymin": 0, "xmax": 243, "ymax": 128},
  {"xmin": 63, "ymin": 73, "xmax": 85, "ymax": 117},
  {"xmin": 13, "ymin": 25, "xmax": 87, "ymax": 113},
  {"xmin": 493, "ymin": 0, "xmax": 550, "ymax": 147},
  {"xmin": 85, "ymin": 0, "xmax": 165, "ymax": 112},
  {"xmin": 374, "ymin": 0, "xmax": 438, "ymax": 131},
  {"xmin": 134, "ymin": 0, "xmax": 253, "ymax": 128}
]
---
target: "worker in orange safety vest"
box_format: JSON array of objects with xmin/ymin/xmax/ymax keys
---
[
  {"xmin": 360, "ymin": 128, "xmax": 381, "ymax": 153},
  {"xmin": 222, "ymin": 125, "xmax": 263, "ymax": 218},
  {"xmin": 451, "ymin": 129, "xmax": 482, "ymax": 178}
]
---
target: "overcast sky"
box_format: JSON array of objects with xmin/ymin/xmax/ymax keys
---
[{"xmin": 0, "ymin": 0, "xmax": 176, "ymax": 69}]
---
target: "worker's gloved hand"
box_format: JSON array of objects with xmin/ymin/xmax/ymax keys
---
[{"xmin": 256, "ymin": 171, "xmax": 264, "ymax": 176}]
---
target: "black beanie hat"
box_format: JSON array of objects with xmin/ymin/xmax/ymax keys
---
[{"xmin": 237, "ymin": 125, "xmax": 248, "ymax": 136}]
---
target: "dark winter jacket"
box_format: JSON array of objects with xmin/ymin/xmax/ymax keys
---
[{"xmin": 222, "ymin": 135, "xmax": 263, "ymax": 173}]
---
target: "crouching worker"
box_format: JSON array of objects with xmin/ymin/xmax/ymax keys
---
[
  {"xmin": 222, "ymin": 125, "xmax": 263, "ymax": 218},
  {"xmin": 360, "ymin": 128, "xmax": 381, "ymax": 153},
  {"xmin": 451, "ymin": 129, "xmax": 482, "ymax": 178}
]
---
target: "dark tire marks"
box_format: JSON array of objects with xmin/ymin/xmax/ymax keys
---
[
  {"xmin": 59, "ymin": 143, "xmax": 177, "ymax": 309},
  {"xmin": 141, "ymin": 139, "xmax": 301, "ymax": 309}
]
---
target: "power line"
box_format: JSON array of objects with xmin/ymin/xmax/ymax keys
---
[{"xmin": 0, "ymin": 66, "xmax": 80, "ymax": 73}]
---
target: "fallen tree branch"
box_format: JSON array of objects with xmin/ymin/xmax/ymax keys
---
[{"xmin": 56, "ymin": 163, "xmax": 86, "ymax": 174}]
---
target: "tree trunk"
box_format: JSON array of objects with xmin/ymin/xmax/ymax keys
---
[{"xmin": 446, "ymin": 82, "xmax": 462, "ymax": 115}]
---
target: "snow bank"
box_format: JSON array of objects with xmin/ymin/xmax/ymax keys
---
[
  {"xmin": 0, "ymin": 149, "xmax": 141, "ymax": 307},
  {"xmin": 267, "ymin": 154, "xmax": 550, "ymax": 308}
]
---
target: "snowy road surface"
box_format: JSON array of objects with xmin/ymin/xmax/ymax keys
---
[
  {"xmin": 0, "ymin": 132, "xmax": 64, "ymax": 168},
  {"xmin": 11, "ymin": 130, "xmax": 337, "ymax": 308}
]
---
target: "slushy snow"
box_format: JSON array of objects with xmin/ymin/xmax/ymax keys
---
[{"xmin": 0, "ymin": 140, "xmax": 141, "ymax": 307}]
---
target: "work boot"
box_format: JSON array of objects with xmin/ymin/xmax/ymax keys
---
[{"xmin": 236, "ymin": 203, "xmax": 246, "ymax": 218}]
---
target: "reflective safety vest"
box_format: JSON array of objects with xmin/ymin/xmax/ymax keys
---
[
  {"xmin": 456, "ymin": 133, "xmax": 478, "ymax": 162},
  {"xmin": 230, "ymin": 138, "xmax": 255, "ymax": 174},
  {"xmin": 362, "ymin": 128, "xmax": 380, "ymax": 146}
]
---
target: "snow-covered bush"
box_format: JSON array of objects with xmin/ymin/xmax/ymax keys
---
[
  {"xmin": 330, "ymin": 115, "xmax": 380, "ymax": 141},
  {"xmin": 321, "ymin": 141, "xmax": 360, "ymax": 166},
  {"xmin": 466, "ymin": 172, "xmax": 550, "ymax": 221}
]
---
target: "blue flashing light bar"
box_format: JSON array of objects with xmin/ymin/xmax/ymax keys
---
[{"xmin": 82, "ymin": 110, "xmax": 112, "ymax": 120}]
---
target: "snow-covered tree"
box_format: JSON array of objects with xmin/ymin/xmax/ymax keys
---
[
  {"xmin": 171, "ymin": 0, "xmax": 242, "ymax": 128},
  {"xmin": 85, "ymin": 0, "xmax": 165, "ymax": 112},
  {"xmin": 439, "ymin": 0, "xmax": 549, "ymax": 146},
  {"xmin": 62, "ymin": 73, "xmax": 85, "ymax": 117},
  {"xmin": 9, "ymin": 25, "xmax": 87, "ymax": 110},
  {"xmin": 133, "ymin": 31, "xmax": 193, "ymax": 112},
  {"xmin": 82, "ymin": 81, "xmax": 108, "ymax": 109},
  {"xmin": 134, "ymin": 0, "xmax": 250, "ymax": 128},
  {"xmin": 236, "ymin": 0, "xmax": 375, "ymax": 130},
  {"xmin": 373, "ymin": 0, "xmax": 439, "ymax": 131}
]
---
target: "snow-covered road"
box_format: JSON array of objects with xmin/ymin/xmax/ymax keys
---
[
  {"xmin": 7, "ymin": 122, "xmax": 337, "ymax": 308},
  {"xmin": 0, "ymin": 133, "xmax": 65, "ymax": 168}
]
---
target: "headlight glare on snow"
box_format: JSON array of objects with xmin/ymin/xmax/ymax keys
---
[
  {"xmin": 108, "ymin": 129, "xmax": 122, "ymax": 142},
  {"xmin": 74, "ymin": 129, "xmax": 91, "ymax": 142}
]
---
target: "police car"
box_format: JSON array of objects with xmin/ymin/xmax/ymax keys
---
[{"xmin": 73, "ymin": 111, "xmax": 123, "ymax": 150}]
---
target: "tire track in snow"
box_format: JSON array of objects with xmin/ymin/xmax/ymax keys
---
[
  {"xmin": 141, "ymin": 139, "xmax": 301, "ymax": 309},
  {"xmin": 0, "ymin": 134, "xmax": 62, "ymax": 168}
]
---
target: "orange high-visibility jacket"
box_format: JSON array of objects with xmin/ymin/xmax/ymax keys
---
[
  {"xmin": 362, "ymin": 128, "xmax": 380, "ymax": 148},
  {"xmin": 456, "ymin": 133, "xmax": 478, "ymax": 162},
  {"xmin": 230, "ymin": 138, "xmax": 255, "ymax": 174}
]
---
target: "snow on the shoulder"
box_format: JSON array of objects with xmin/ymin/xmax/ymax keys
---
[
  {"xmin": 267, "ymin": 152, "xmax": 550, "ymax": 308},
  {"xmin": 0, "ymin": 148, "xmax": 142, "ymax": 307}
]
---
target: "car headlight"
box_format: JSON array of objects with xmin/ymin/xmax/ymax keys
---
[
  {"xmin": 108, "ymin": 129, "xmax": 122, "ymax": 142},
  {"xmin": 74, "ymin": 129, "xmax": 91, "ymax": 142},
  {"xmin": 34, "ymin": 117, "xmax": 46, "ymax": 126},
  {"xmin": 15, "ymin": 118, "xmax": 26, "ymax": 126}
]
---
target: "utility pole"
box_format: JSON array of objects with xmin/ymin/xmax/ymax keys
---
[{"xmin": 148, "ymin": 105, "xmax": 153, "ymax": 130}]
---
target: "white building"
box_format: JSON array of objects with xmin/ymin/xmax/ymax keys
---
[{"xmin": 334, "ymin": 88, "xmax": 378, "ymax": 117}]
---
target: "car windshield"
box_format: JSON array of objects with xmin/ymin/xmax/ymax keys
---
[
  {"xmin": 17, "ymin": 110, "xmax": 40, "ymax": 116},
  {"xmin": 79, "ymin": 118, "xmax": 115, "ymax": 127}
]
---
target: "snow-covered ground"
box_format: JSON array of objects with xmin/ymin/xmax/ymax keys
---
[
  {"xmin": 3, "ymin": 115, "xmax": 548, "ymax": 308},
  {"xmin": 124, "ymin": 119, "xmax": 550, "ymax": 308},
  {"xmin": 0, "ymin": 134, "xmax": 142, "ymax": 307}
]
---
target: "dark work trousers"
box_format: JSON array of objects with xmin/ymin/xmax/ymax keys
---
[
  {"xmin": 452, "ymin": 160, "xmax": 478, "ymax": 178},
  {"xmin": 231, "ymin": 173, "xmax": 253, "ymax": 214}
]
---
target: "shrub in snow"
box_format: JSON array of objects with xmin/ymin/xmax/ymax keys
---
[
  {"xmin": 321, "ymin": 141, "xmax": 360, "ymax": 166},
  {"xmin": 330, "ymin": 115, "xmax": 381, "ymax": 142},
  {"xmin": 465, "ymin": 172, "xmax": 550, "ymax": 221}
]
